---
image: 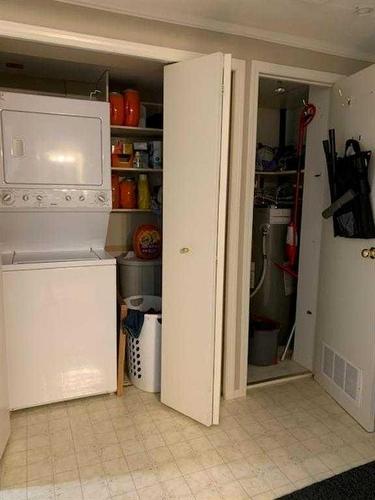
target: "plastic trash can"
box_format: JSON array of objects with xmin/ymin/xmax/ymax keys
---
[
  {"xmin": 125, "ymin": 295, "xmax": 162, "ymax": 392},
  {"xmin": 249, "ymin": 317, "xmax": 280, "ymax": 366},
  {"xmin": 117, "ymin": 252, "xmax": 161, "ymax": 299}
]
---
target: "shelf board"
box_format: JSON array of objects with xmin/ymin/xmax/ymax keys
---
[
  {"xmin": 111, "ymin": 167, "xmax": 163, "ymax": 173},
  {"xmin": 141, "ymin": 101, "xmax": 163, "ymax": 108},
  {"xmin": 111, "ymin": 209, "xmax": 155, "ymax": 213},
  {"xmin": 111, "ymin": 125, "xmax": 163, "ymax": 137},
  {"xmin": 255, "ymin": 170, "xmax": 305, "ymax": 176}
]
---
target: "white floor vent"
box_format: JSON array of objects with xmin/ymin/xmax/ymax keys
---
[
  {"xmin": 322, "ymin": 344, "xmax": 334, "ymax": 379},
  {"xmin": 322, "ymin": 343, "xmax": 362, "ymax": 404},
  {"xmin": 345, "ymin": 362, "xmax": 360, "ymax": 402},
  {"xmin": 333, "ymin": 353, "xmax": 345, "ymax": 389}
]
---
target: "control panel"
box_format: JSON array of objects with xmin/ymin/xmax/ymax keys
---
[{"xmin": 0, "ymin": 189, "xmax": 112, "ymax": 210}]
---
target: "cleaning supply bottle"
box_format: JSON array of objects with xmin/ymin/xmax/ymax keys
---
[
  {"xmin": 137, "ymin": 174, "xmax": 151, "ymax": 210},
  {"xmin": 133, "ymin": 151, "xmax": 142, "ymax": 169}
]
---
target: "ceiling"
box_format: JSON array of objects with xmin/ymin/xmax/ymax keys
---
[
  {"xmin": 258, "ymin": 78, "xmax": 309, "ymax": 109},
  {"xmin": 57, "ymin": 0, "xmax": 375, "ymax": 62}
]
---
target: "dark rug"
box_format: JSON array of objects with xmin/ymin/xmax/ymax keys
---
[{"xmin": 278, "ymin": 461, "xmax": 375, "ymax": 499}]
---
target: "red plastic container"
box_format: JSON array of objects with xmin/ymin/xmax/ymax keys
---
[
  {"xmin": 111, "ymin": 174, "xmax": 120, "ymax": 209},
  {"xmin": 123, "ymin": 89, "xmax": 140, "ymax": 127},
  {"xmin": 109, "ymin": 92, "xmax": 124, "ymax": 125},
  {"xmin": 120, "ymin": 178, "xmax": 137, "ymax": 209}
]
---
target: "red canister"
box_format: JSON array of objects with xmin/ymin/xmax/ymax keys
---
[
  {"xmin": 111, "ymin": 174, "xmax": 120, "ymax": 209},
  {"xmin": 120, "ymin": 178, "xmax": 137, "ymax": 209},
  {"xmin": 123, "ymin": 89, "xmax": 140, "ymax": 127},
  {"xmin": 109, "ymin": 92, "xmax": 124, "ymax": 125}
]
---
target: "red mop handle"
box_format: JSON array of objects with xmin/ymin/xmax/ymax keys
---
[
  {"xmin": 286, "ymin": 103, "xmax": 316, "ymax": 269},
  {"xmin": 293, "ymin": 103, "xmax": 316, "ymax": 226}
]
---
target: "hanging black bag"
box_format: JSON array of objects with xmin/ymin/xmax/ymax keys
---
[{"xmin": 323, "ymin": 135, "xmax": 375, "ymax": 239}]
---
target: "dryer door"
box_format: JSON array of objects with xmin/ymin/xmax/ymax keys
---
[{"xmin": 1, "ymin": 110, "xmax": 103, "ymax": 186}]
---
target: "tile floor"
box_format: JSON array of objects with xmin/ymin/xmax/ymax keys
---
[
  {"xmin": 247, "ymin": 361, "xmax": 309, "ymax": 385},
  {"xmin": 1, "ymin": 377, "xmax": 374, "ymax": 500}
]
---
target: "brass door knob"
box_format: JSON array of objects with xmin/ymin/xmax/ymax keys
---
[{"xmin": 361, "ymin": 247, "xmax": 375, "ymax": 259}]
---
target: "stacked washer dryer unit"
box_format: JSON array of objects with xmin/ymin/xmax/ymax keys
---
[{"xmin": 0, "ymin": 91, "xmax": 117, "ymax": 410}]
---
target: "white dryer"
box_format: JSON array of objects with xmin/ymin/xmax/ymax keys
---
[{"xmin": 0, "ymin": 92, "xmax": 117, "ymax": 409}]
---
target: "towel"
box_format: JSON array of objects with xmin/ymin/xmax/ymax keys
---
[{"xmin": 123, "ymin": 309, "xmax": 145, "ymax": 339}]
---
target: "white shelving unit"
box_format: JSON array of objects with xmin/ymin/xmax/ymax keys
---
[
  {"xmin": 111, "ymin": 209, "xmax": 154, "ymax": 213},
  {"xmin": 111, "ymin": 125, "xmax": 163, "ymax": 137},
  {"xmin": 255, "ymin": 169, "xmax": 305, "ymax": 176},
  {"xmin": 111, "ymin": 167, "xmax": 163, "ymax": 173},
  {"xmin": 110, "ymin": 105, "xmax": 163, "ymax": 216}
]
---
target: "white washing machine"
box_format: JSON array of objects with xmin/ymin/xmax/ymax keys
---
[
  {"xmin": 2, "ymin": 250, "xmax": 116, "ymax": 409},
  {"xmin": 0, "ymin": 92, "xmax": 117, "ymax": 409}
]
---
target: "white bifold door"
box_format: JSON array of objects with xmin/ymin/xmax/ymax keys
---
[
  {"xmin": 161, "ymin": 53, "xmax": 231, "ymax": 426},
  {"xmin": 0, "ymin": 253, "xmax": 10, "ymax": 457},
  {"xmin": 315, "ymin": 64, "xmax": 375, "ymax": 431}
]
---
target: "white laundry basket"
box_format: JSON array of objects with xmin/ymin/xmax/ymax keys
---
[{"xmin": 125, "ymin": 295, "xmax": 162, "ymax": 393}]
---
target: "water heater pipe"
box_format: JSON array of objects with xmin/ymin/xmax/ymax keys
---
[{"xmin": 250, "ymin": 224, "xmax": 270, "ymax": 299}]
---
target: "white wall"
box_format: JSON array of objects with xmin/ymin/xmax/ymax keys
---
[
  {"xmin": 286, "ymin": 107, "xmax": 303, "ymax": 145},
  {"xmin": 257, "ymin": 108, "xmax": 280, "ymax": 147},
  {"xmin": 106, "ymin": 213, "xmax": 159, "ymax": 254},
  {"xmin": 257, "ymin": 107, "xmax": 308, "ymax": 149}
]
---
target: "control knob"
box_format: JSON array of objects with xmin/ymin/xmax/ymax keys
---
[
  {"xmin": 362, "ymin": 247, "xmax": 375, "ymax": 259},
  {"xmin": 79, "ymin": 195, "xmax": 85, "ymax": 202},
  {"xmin": 65, "ymin": 195, "xmax": 72, "ymax": 201},
  {"xmin": 36, "ymin": 195, "xmax": 43, "ymax": 202},
  {"xmin": 97, "ymin": 193, "xmax": 106, "ymax": 203},
  {"xmin": 23, "ymin": 194, "xmax": 29, "ymax": 201},
  {"xmin": 2, "ymin": 192, "xmax": 14, "ymax": 205}
]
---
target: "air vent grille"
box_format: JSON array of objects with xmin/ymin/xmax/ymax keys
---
[
  {"xmin": 321, "ymin": 343, "xmax": 362, "ymax": 404},
  {"xmin": 322, "ymin": 345, "xmax": 334, "ymax": 378},
  {"xmin": 333, "ymin": 353, "xmax": 345, "ymax": 389},
  {"xmin": 345, "ymin": 362, "xmax": 360, "ymax": 401}
]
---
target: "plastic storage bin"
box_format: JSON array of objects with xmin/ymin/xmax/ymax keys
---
[
  {"xmin": 117, "ymin": 252, "xmax": 161, "ymax": 298},
  {"xmin": 249, "ymin": 317, "xmax": 280, "ymax": 366},
  {"xmin": 126, "ymin": 295, "xmax": 162, "ymax": 392}
]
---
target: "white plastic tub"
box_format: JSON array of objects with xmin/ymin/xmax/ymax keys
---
[{"xmin": 125, "ymin": 295, "xmax": 162, "ymax": 393}]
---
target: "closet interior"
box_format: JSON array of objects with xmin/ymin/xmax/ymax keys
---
[{"xmin": 248, "ymin": 77, "xmax": 311, "ymax": 385}]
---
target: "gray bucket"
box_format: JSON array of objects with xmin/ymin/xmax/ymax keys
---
[{"xmin": 249, "ymin": 318, "xmax": 280, "ymax": 366}]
